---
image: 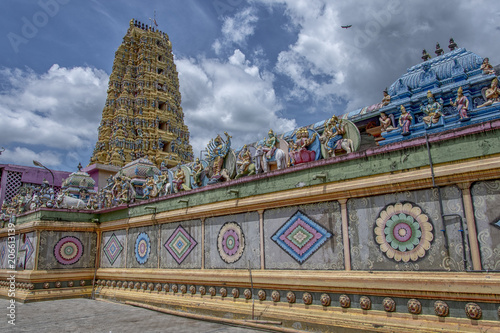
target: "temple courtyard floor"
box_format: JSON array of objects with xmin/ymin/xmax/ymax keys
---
[{"xmin": 0, "ymin": 298, "xmax": 278, "ymax": 332}]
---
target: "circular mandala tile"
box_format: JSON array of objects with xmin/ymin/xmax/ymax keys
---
[
  {"xmin": 135, "ymin": 232, "xmax": 151, "ymax": 265},
  {"xmin": 217, "ymin": 222, "xmax": 245, "ymax": 264},
  {"xmin": 53, "ymin": 236, "xmax": 84, "ymax": 265},
  {"xmin": 374, "ymin": 202, "xmax": 434, "ymax": 262}
]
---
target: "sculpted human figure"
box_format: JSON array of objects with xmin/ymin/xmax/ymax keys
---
[
  {"xmin": 237, "ymin": 145, "xmax": 252, "ymax": 175},
  {"xmin": 235, "ymin": 145, "xmax": 255, "ymax": 179},
  {"xmin": 480, "ymin": 58, "xmax": 495, "ymax": 75},
  {"xmin": 191, "ymin": 158, "xmax": 204, "ymax": 186},
  {"xmin": 478, "ymin": 78, "xmax": 500, "ymax": 108},
  {"xmin": 398, "ymin": 105, "xmax": 412, "ymax": 135},
  {"xmin": 379, "ymin": 112, "xmax": 395, "ymax": 132},
  {"xmin": 420, "ymin": 91, "xmax": 443, "ymax": 127},
  {"xmin": 380, "ymin": 89, "xmax": 391, "ymax": 107},
  {"xmin": 206, "ymin": 132, "xmax": 231, "ymax": 179},
  {"xmin": 294, "ymin": 128, "xmax": 317, "ymax": 151},
  {"xmin": 262, "ymin": 129, "xmax": 278, "ymax": 160},
  {"xmin": 450, "ymin": 87, "xmax": 469, "ymax": 120},
  {"xmin": 320, "ymin": 116, "xmax": 345, "ymax": 156},
  {"xmin": 173, "ymin": 168, "xmax": 189, "ymax": 192}
]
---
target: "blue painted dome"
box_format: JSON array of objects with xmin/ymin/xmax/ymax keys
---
[{"xmin": 388, "ymin": 48, "xmax": 483, "ymax": 96}]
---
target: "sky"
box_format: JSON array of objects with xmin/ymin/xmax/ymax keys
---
[{"xmin": 0, "ymin": 0, "xmax": 499, "ymax": 171}]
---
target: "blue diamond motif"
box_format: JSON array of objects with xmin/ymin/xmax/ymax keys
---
[
  {"xmin": 272, "ymin": 210, "xmax": 332, "ymax": 264},
  {"xmin": 103, "ymin": 233, "xmax": 124, "ymax": 266}
]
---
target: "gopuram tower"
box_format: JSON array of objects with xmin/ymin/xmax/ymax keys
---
[{"xmin": 90, "ymin": 19, "xmax": 193, "ymax": 168}]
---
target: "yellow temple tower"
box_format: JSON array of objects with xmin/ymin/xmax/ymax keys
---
[{"xmin": 90, "ymin": 19, "xmax": 193, "ymax": 168}]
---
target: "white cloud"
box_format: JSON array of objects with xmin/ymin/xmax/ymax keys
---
[
  {"xmin": 1, "ymin": 147, "xmax": 62, "ymax": 168},
  {"xmin": 0, "ymin": 64, "xmax": 108, "ymax": 169},
  {"xmin": 177, "ymin": 50, "xmax": 296, "ymax": 157},
  {"xmin": 213, "ymin": 7, "xmax": 259, "ymax": 55},
  {"xmin": 254, "ymin": 0, "xmax": 500, "ymax": 115}
]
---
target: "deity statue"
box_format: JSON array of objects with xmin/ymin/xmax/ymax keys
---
[
  {"xmin": 421, "ymin": 49, "xmax": 431, "ymax": 62},
  {"xmin": 478, "ymin": 78, "xmax": 500, "ymax": 108},
  {"xmin": 450, "ymin": 87, "xmax": 470, "ymax": 120},
  {"xmin": 379, "ymin": 112, "xmax": 395, "ymax": 132},
  {"xmin": 235, "ymin": 145, "xmax": 255, "ymax": 179},
  {"xmin": 289, "ymin": 128, "xmax": 318, "ymax": 164},
  {"xmin": 480, "ymin": 58, "xmax": 496, "ymax": 75},
  {"xmin": 173, "ymin": 168, "xmax": 189, "ymax": 192},
  {"xmin": 320, "ymin": 116, "xmax": 345, "ymax": 156},
  {"xmin": 206, "ymin": 132, "xmax": 231, "ymax": 182},
  {"xmin": 380, "ymin": 89, "xmax": 391, "ymax": 107},
  {"xmin": 191, "ymin": 158, "xmax": 204, "ymax": 186},
  {"xmin": 39, "ymin": 179, "xmax": 55, "ymax": 208},
  {"xmin": 262, "ymin": 129, "xmax": 279, "ymax": 160},
  {"xmin": 398, "ymin": 105, "xmax": 412, "ymax": 136},
  {"xmin": 420, "ymin": 91, "xmax": 443, "ymax": 127}
]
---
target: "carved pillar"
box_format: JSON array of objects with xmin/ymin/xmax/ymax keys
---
[
  {"xmin": 457, "ymin": 182, "xmax": 482, "ymax": 270},
  {"xmin": 201, "ymin": 217, "xmax": 205, "ymax": 269},
  {"xmin": 95, "ymin": 230, "xmax": 102, "ymax": 269},
  {"xmin": 339, "ymin": 199, "xmax": 351, "ymax": 271},
  {"xmin": 34, "ymin": 230, "xmax": 41, "ymax": 271},
  {"xmin": 258, "ymin": 210, "xmax": 265, "ymax": 270}
]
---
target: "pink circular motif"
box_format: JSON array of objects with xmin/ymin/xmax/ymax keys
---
[
  {"xmin": 393, "ymin": 223, "xmax": 412, "ymax": 242},
  {"xmin": 217, "ymin": 222, "xmax": 245, "ymax": 264},
  {"xmin": 53, "ymin": 236, "xmax": 84, "ymax": 265},
  {"xmin": 222, "ymin": 230, "xmax": 239, "ymax": 256}
]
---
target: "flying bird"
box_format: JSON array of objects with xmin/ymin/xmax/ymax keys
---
[{"xmin": 341, "ymin": 25, "xmax": 352, "ymax": 29}]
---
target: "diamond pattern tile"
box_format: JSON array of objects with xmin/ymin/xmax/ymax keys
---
[{"xmin": 272, "ymin": 211, "xmax": 332, "ymax": 264}]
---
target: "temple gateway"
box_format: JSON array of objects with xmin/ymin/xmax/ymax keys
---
[{"xmin": 1, "ymin": 19, "xmax": 500, "ymax": 333}]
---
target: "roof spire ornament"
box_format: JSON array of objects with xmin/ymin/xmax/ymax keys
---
[
  {"xmin": 448, "ymin": 38, "xmax": 458, "ymax": 51},
  {"xmin": 435, "ymin": 43, "xmax": 444, "ymax": 56},
  {"xmin": 421, "ymin": 49, "xmax": 431, "ymax": 62}
]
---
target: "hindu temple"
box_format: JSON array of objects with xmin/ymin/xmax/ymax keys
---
[
  {"xmin": 1, "ymin": 19, "xmax": 500, "ymax": 333},
  {"xmin": 89, "ymin": 19, "xmax": 194, "ymax": 169}
]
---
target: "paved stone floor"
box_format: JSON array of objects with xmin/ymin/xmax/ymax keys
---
[{"xmin": 0, "ymin": 298, "xmax": 274, "ymax": 333}]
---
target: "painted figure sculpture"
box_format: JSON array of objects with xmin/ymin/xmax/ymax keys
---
[
  {"xmin": 480, "ymin": 58, "xmax": 496, "ymax": 75},
  {"xmin": 258, "ymin": 129, "xmax": 287, "ymax": 172},
  {"xmin": 420, "ymin": 91, "xmax": 443, "ymax": 127},
  {"xmin": 290, "ymin": 128, "xmax": 318, "ymax": 164},
  {"xmin": 235, "ymin": 145, "xmax": 255, "ymax": 179},
  {"xmin": 478, "ymin": 78, "xmax": 500, "ymax": 108},
  {"xmin": 320, "ymin": 116, "xmax": 346, "ymax": 157},
  {"xmin": 206, "ymin": 132, "xmax": 232, "ymax": 183},
  {"xmin": 398, "ymin": 105, "xmax": 412, "ymax": 136},
  {"xmin": 450, "ymin": 87, "xmax": 470, "ymax": 121},
  {"xmin": 379, "ymin": 112, "xmax": 396, "ymax": 132}
]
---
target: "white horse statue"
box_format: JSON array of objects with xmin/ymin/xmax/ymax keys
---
[{"xmin": 255, "ymin": 146, "xmax": 287, "ymax": 173}]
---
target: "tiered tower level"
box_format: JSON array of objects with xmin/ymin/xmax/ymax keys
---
[{"xmin": 90, "ymin": 19, "xmax": 193, "ymax": 168}]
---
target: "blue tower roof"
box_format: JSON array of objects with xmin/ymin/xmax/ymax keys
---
[{"xmin": 388, "ymin": 48, "xmax": 483, "ymax": 98}]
